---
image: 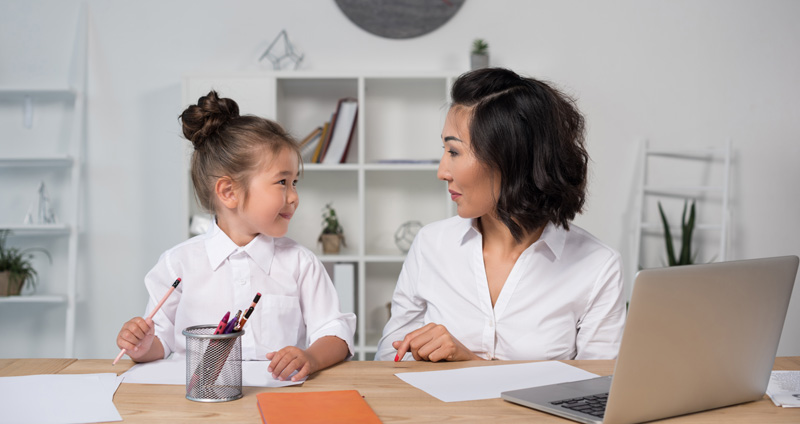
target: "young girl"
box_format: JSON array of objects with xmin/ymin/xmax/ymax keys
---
[{"xmin": 116, "ymin": 91, "xmax": 355, "ymax": 381}]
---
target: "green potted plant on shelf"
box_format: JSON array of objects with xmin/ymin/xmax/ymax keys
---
[
  {"xmin": 471, "ymin": 38, "xmax": 489, "ymax": 70},
  {"xmin": 0, "ymin": 229, "xmax": 52, "ymax": 296},
  {"xmin": 657, "ymin": 200, "xmax": 697, "ymax": 266},
  {"xmin": 318, "ymin": 203, "xmax": 346, "ymax": 254}
]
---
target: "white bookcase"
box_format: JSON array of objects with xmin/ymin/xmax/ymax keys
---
[
  {"xmin": 0, "ymin": 67, "xmax": 85, "ymax": 357},
  {"xmin": 182, "ymin": 71, "xmax": 458, "ymax": 359}
]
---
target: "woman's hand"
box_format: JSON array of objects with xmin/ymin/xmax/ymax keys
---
[
  {"xmin": 116, "ymin": 317, "xmax": 157, "ymax": 362},
  {"xmin": 392, "ymin": 323, "xmax": 481, "ymax": 362},
  {"xmin": 267, "ymin": 346, "xmax": 318, "ymax": 382}
]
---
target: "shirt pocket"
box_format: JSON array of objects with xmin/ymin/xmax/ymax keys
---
[{"xmin": 259, "ymin": 294, "xmax": 304, "ymax": 352}]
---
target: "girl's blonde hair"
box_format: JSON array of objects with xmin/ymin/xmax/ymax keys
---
[{"xmin": 180, "ymin": 90, "xmax": 300, "ymax": 213}]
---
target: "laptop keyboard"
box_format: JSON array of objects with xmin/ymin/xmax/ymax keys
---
[{"xmin": 550, "ymin": 393, "xmax": 608, "ymax": 418}]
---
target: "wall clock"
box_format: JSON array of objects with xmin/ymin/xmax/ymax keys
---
[{"xmin": 335, "ymin": 0, "xmax": 466, "ymax": 39}]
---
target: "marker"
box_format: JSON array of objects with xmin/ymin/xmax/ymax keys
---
[
  {"xmin": 223, "ymin": 310, "xmax": 242, "ymax": 334},
  {"xmin": 213, "ymin": 311, "xmax": 230, "ymax": 335},
  {"xmin": 113, "ymin": 278, "xmax": 181, "ymax": 365}
]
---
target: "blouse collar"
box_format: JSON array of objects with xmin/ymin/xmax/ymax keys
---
[
  {"xmin": 458, "ymin": 217, "xmax": 566, "ymax": 260},
  {"xmin": 204, "ymin": 219, "xmax": 275, "ymax": 274}
]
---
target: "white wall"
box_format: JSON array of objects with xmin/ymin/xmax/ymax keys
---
[{"xmin": 1, "ymin": 0, "xmax": 798, "ymax": 358}]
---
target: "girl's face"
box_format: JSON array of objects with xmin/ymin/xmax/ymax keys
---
[
  {"xmin": 238, "ymin": 146, "xmax": 300, "ymax": 238},
  {"xmin": 437, "ymin": 107, "xmax": 500, "ymax": 219}
]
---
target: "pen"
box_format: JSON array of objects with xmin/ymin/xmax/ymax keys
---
[
  {"xmin": 223, "ymin": 310, "xmax": 242, "ymax": 334},
  {"xmin": 113, "ymin": 277, "xmax": 181, "ymax": 365},
  {"xmin": 214, "ymin": 311, "xmax": 231, "ymax": 335},
  {"xmin": 234, "ymin": 292, "xmax": 261, "ymax": 331}
]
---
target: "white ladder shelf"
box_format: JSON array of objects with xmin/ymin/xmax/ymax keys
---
[{"xmin": 631, "ymin": 139, "xmax": 732, "ymax": 292}]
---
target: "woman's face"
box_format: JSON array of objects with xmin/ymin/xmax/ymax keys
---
[{"xmin": 437, "ymin": 106, "xmax": 500, "ymax": 219}]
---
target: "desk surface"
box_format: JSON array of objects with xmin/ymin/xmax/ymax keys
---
[{"xmin": 1, "ymin": 357, "xmax": 799, "ymax": 423}]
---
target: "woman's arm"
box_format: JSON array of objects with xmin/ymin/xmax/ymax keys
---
[{"xmin": 575, "ymin": 252, "xmax": 626, "ymax": 359}]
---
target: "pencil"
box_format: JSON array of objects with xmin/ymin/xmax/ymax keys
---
[{"xmin": 112, "ymin": 277, "xmax": 181, "ymax": 365}]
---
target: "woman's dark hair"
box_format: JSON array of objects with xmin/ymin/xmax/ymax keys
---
[
  {"xmin": 180, "ymin": 90, "xmax": 299, "ymax": 213},
  {"xmin": 451, "ymin": 67, "xmax": 588, "ymax": 242}
]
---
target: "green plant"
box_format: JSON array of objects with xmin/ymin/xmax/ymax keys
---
[
  {"xmin": 657, "ymin": 200, "xmax": 696, "ymax": 266},
  {"xmin": 0, "ymin": 229, "xmax": 52, "ymax": 294},
  {"xmin": 471, "ymin": 39, "xmax": 488, "ymax": 55},
  {"xmin": 319, "ymin": 203, "xmax": 346, "ymax": 248},
  {"xmin": 321, "ymin": 203, "xmax": 343, "ymax": 235}
]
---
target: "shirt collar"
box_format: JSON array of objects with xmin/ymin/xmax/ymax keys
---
[
  {"xmin": 204, "ymin": 220, "xmax": 275, "ymax": 274},
  {"xmin": 457, "ymin": 218, "xmax": 566, "ymax": 260}
]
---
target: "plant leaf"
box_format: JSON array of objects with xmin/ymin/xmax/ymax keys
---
[{"xmin": 658, "ymin": 201, "xmax": 676, "ymax": 266}]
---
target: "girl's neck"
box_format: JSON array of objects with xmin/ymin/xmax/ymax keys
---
[{"xmin": 216, "ymin": 213, "xmax": 257, "ymax": 247}]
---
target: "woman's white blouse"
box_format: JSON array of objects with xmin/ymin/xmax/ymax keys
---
[
  {"xmin": 376, "ymin": 216, "xmax": 625, "ymax": 361},
  {"xmin": 144, "ymin": 221, "xmax": 356, "ymax": 360}
]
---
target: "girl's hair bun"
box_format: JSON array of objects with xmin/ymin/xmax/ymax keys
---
[{"xmin": 180, "ymin": 90, "xmax": 240, "ymax": 150}]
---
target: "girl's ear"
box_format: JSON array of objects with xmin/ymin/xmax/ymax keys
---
[{"xmin": 215, "ymin": 176, "xmax": 238, "ymax": 209}]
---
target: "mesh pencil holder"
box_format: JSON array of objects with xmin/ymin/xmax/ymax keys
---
[{"xmin": 182, "ymin": 325, "xmax": 244, "ymax": 402}]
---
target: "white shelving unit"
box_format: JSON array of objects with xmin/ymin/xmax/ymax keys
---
[
  {"xmin": 182, "ymin": 71, "xmax": 458, "ymax": 359},
  {"xmin": 0, "ymin": 55, "xmax": 85, "ymax": 357},
  {"xmin": 630, "ymin": 139, "xmax": 732, "ymax": 298}
]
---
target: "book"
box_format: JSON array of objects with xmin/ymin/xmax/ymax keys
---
[
  {"xmin": 321, "ymin": 98, "xmax": 358, "ymax": 164},
  {"xmin": 299, "ymin": 126, "xmax": 323, "ymax": 163},
  {"xmin": 311, "ymin": 121, "xmax": 331, "ymax": 163},
  {"xmin": 333, "ymin": 263, "xmax": 355, "ymax": 314},
  {"xmin": 256, "ymin": 390, "xmax": 381, "ymax": 423}
]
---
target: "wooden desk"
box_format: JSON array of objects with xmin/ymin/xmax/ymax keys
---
[{"xmin": 2, "ymin": 357, "xmax": 799, "ymax": 423}]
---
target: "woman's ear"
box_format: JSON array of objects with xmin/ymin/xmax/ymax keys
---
[{"xmin": 215, "ymin": 176, "xmax": 238, "ymax": 209}]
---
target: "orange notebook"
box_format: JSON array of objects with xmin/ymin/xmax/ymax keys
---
[{"xmin": 256, "ymin": 390, "xmax": 381, "ymax": 423}]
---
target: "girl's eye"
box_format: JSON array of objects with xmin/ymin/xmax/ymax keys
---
[
  {"xmin": 292, "ymin": 180, "xmax": 298, "ymax": 187},
  {"xmin": 278, "ymin": 179, "xmax": 287, "ymax": 185}
]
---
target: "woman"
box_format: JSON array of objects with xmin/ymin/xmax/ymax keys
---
[{"xmin": 375, "ymin": 68, "xmax": 625, "ymax": 362}]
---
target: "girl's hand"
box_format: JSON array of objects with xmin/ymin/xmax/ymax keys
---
[
  {"xmin": 392, "ymin": 322, "xmax": 481, "ymax": 362},
  {"xmin": 266, "ymin": 346, "xmax": 318, "ymax": 382},
  {"xmin": 116, "ymin": 317, "xmax": 156, "ymax": 361}
]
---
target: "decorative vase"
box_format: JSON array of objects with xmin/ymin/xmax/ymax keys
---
[
  {"xmin": 320, "ymin": 234, "xmax": 342, "ymax": 254},
  {"xmin": 0, "ymin": 271, "xmax": 23, "ymax": 296},
  {"xmin": 471, "ymin": 53, "xmax": 489, "ymax": 70}
]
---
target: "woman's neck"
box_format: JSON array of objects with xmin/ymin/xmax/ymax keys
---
[{"xmin": 478, "ymin": 214, "xmax": 543, "ymax": 256}]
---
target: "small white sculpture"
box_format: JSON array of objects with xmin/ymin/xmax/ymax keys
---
[
  {"xmin": 24, "ymin": 181, "xmax": 57, "ymax": 225},
  {"xmin": 394, "ymin": 221, "xmax": 423, "ymax": 254}
]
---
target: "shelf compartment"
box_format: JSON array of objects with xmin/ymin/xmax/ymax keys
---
[
  {"xmin": 363, "ymin": 77, "xmax": 449, "ymax": 163},
  {"xmin": 285, "ymin": 169, "xmax": 360, "ymax": 256},
  {"xmin": 364, "ymin": 169, "xmax": 447, "ymax": 256}
]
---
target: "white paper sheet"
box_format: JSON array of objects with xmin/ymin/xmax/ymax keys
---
[
  {"xmin": 395, "ymin": 361, "xmax": 598, "ymax": 402},
  {"xmin": 766, "ymin": 370, "xmax": 800, "ymax": 408},
  {"xmin": 0, "ymin": 373, "xmax": 122, "ymax": 424},
  {"xmin": 121, "ymin": 357, "xmax": 304, "ymax": 387}
]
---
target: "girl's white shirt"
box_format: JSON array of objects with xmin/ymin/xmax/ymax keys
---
[
  {"xmin": 144, "ymin": 220, "xmax": 356, "ymax": 360},
  {"xmin": 376, "ymin": 216, "xmax": 626, "ymax": 361}
]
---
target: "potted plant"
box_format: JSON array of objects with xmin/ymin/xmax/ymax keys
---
[
  {"xmin": 471, "ymin": 38, "xmax": 489, "ymax": 70},
  {"xmin": 318, "ymin": 203, "xmax": 346, "ymax": 254},
  {"xmin": 657, "ymin": 200, "xmax": 696, "ymax": 266},
  {"xmin": 0, "ymin": 229, "xmax": 51, "ymax": 296}
]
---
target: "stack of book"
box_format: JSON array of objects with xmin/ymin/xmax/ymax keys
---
[{"xmin": 299, "ymin": 97, "xmax": 358, "ymax": 164}]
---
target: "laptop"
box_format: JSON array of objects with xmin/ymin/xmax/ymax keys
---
[{"xmin": 501, "ymin": 255, "xmax": 799, "ymax": 424}]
